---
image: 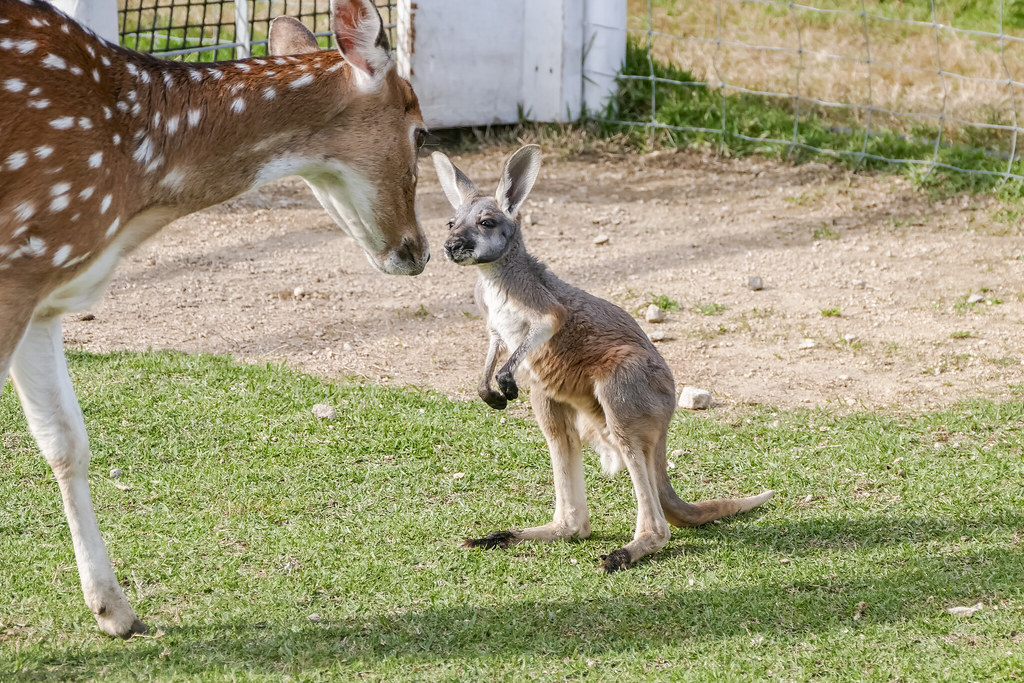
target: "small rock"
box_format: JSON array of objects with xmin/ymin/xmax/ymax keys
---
[
  {"xmin": 311, "ymin": 403, "xmax": 337, "ymax": 420},
  {"xmin": 645, "ymin": 304, "xmax": 665, "ymax": 323},
  {"xmin": 967, "ymin": 293, "xmax": 985, "ymax": 304},
  {"xmin": 678, "ymin": 386, "xmax": 712, "ymax": 410},
  {"xmin": 670, "ymin": 449, "xmax": 684, "ymax": 457},
  {"xmin": 843, "ymin": 334, "xmax": 857, "ymax": 343},
  {"xmin": 853, "ymin": 601, "xmax": 868, "ymax": 621},
  {"xmin": 109, "ymin": 468, "xmax": 123, "ymax": 479},
  {"xmin": 838, "ymin": 374, "xmax": 851, "ymax": 381},
  {"xmin": 78, "ymin": 313, "xmax": 96, "ymax": 321},
  {"xmin": 593, "ymin": 234, "xmax": 609, "ymax": 245},
  {"xmin": 308, "ymin": 613, "xmax": 322, "ymax": 623},
  {"xmin": 293, "ymin": 286, "xmax": 306, "ymax": 299},
  {"xmin": 798, "ymin": 338, "xmax": 816, "ymax": 350},
  {"xmin": 453, "ymin": 472, "xmax": 465, "ymax": 480},
  {"xmin": 853, "ymin": 280, "xmax": 866, "ymax": 289},
  {"xmin": 523, "ymin": 213, "xmax": 533, "ymax": 228},
  {"xmin": 648, "ymin": 330, "xmax": 666, "ymax": 342},
  {"xmin": 747, "ymin": 276, "xmax": 764, "ymax": 291},
  {"xmin": 947, "ymin": 603, "xmax": 984, "ymax": 617},
  {"xmin": 342, "ymin": 343, "xmax": 354, "ymax": 352}
]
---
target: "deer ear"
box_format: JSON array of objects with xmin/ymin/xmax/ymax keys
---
[
  {"xmin": 268, "ymin": 16, "xmax": 320, "ymax": 56},
  {"xmin": 495, "ymin": 145, "xmax": 541, "ymax": 218},
  {"xmin": 432, "ymin": 152, "xmax": 479, "ymax": 210},
  {"xmin": 332, "ymin": 0, "xmax": 391, "ymax": 91}
]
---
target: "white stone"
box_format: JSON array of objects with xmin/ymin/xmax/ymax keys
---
[
  {"xmin": 649, "ymin": 330, "xmax": 666, "ymax": 342},
  {"xmin": 593, "ymin": 234, "xmax": 609, "ymax": 245},
  {"xmin": 311, "ymin": 403, "xmax": 337, "ymax": 420},
  {"xmin": 645, "ymin": 304, "xmax": 664, "ymax": 323},
  {"xmin": 966, "ymin": 293, "xmax": 985, "ymax": 304},
  {"xmin": 678, "ymin": 386, "xmax": 712, "ymax": 410},
  {"xmin": 109, "ymin": 468, "xmax": 123, "ymax": 479},
  {"xmin": 798, "ymin": 338, "xmax": 816, "ymax": 350}
]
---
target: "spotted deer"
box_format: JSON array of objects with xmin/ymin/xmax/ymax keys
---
[
  {"xmin": 1, "ymin": 0, "xmax": 429, "ymax": 637},
  {"xmin": 433, "ymin": 146, "xmax": 773, "ymax": 572}
]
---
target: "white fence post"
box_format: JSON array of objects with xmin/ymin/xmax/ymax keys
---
[
  {"xmin": 49, "ymin": 0, "xmax": 119, "ymax": 43},
  {"xmin": 235, "ymin": 0, "xmax": 251, "ymax": 58},
  {"xmin": 399, "ymin": 0, "xmax": 625, "ymax": 128}
]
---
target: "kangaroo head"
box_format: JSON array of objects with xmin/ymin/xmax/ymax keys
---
[{"xmin": 432, "ymin": 145, "xmax": 540, "ymax": 266}]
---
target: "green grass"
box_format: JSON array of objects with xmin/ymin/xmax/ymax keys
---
[
  {"xmin": 820, "ymin": 307, "xmax": 842, "ymax": 318},
  {"xmin": 647, "ymin": 294, "xmax": 680, "ymax": 312},
  {"xmin": 3, "ymin": 351, "xmax": 1024, "ymax": 680},
  {"xmin": 695, "ymin": 301, "xmax": 728, "ymax": 316}
]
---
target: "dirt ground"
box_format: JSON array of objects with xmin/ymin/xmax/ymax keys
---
[{"xmin": 63, "ymin": 146, "xmax": 1024, "ymax": 413}]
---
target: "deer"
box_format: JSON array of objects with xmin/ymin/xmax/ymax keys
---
[
  {"xmin": 1, "ymin": 0, "xmax": 430, "ymax": 637},
  {"xmin": 432, "ymin": 145, "xmax": 774, "ymax": 572}
]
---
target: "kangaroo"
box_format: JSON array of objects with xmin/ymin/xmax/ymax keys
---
[{"xmin": 432, "ymin": 145, "xmax": 774, "ymax": 572}]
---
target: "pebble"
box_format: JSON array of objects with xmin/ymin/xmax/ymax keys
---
[
  {"xmin": 798, "ymin": 338, "xmax": 816, "ymax": 350},
  {"xmin": 649, "ymin": 330, "xmax": 666, "ymax": 342},
  {"xmin": 843, "ymin": 334, "xmax": 857, "ymax": 343},
  {"xmin": 671, "ymin": 449, "xmax": 684, "ymax": 457},
  {"xmin": 645, "ymin": 304, "xmax": 665, "ymax": 323},
  {"xmin": 747, "ymin": 276, "xmax": 764, "ymax": 291},
  {"xmin": 293, "ymin": 286, "xmax": 306, "ymax": 299},
  {"xmin": 593, "ymin": 234, "xmax": 609, "ymax": 245},
  {"xmin": 342, "ymin": 343, "xmax": 354, "ymax": 352},
  {"xmin": 853, "ymin": 280, "xmax": 866, "ymax": 289},
  {"xmin": 311, "ymin": 403, "xmax": 337, "ymax": 420},
  {"xmin": 678, "ymin": 386, "xmax": 712, "ymax": 410},
  {"xmin": 78, "ymin": 313, "xmax": 96, "ymax": 321},
  {"xmin": 308, "ymin": 613, "xmax": 322, "ymax": 622},
  {"xmin": 109, "ymin": 468, "xmax": 123, "ymax": 479},
  {"xmin": 967, "ymin": 293, "xmax": 985, "ymax": 304}
]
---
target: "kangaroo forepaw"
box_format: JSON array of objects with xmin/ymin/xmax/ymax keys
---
[
  {"xmin": 598, "ymin": 548, "xmax": 632, "ymax": 573},
  {"xmin": 480, "ymin": 389, "xmax": 508, "ymax": 410},
  {"xmin": 496, "ymin": 372, "xmax": 518, "ymax": 401},
  {"xmin": 462, "ymin": 530, "xmax": 517, "ymax": 550}
]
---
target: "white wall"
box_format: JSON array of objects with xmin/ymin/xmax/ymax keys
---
[
  {"xmin": 49, "ymin": 0, "xmax": 118, "ymax": 42},
  {"xmin": 398, "ymin": 0, "xmax": 626, "ymax": 129}
]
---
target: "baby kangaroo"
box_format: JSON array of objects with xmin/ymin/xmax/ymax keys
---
[{"xmin": 433, "ymin": 145, "xmax": 774, "ymax": 572}]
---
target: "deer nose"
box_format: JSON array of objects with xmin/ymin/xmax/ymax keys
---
[{"xmin": 385, "ymin": 234, "xmax": 429, "ymax": 275}]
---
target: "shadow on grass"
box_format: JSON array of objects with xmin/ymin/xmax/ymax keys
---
[{"xmin": 14, "ymin": 512, "xmax": 1024, "ymax": 678}]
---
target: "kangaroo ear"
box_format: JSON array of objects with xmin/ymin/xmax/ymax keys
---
[
  {"xmin": 495, "ymin": 145, "xmax": 541, "ymax": 218},
  {"xmin": 332, "ymin": 0, "xmax": 391, "ymax": 92},
  {"xmin": 268, "ymin": 16, "xmax": 320, "ymax": 56},
  {"xmin": 432, "ymin": 152, "xmax": 479, "ymax": 210}
]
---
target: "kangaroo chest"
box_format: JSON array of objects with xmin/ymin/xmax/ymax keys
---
[{"xmin": 478, "ymin": 278, "xmax": 533, "ymax": 354}]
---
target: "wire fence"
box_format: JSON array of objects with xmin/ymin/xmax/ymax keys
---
[
  {"xmin": 118, "ymin": 0, "xmax": 395, "ymax": 62},
  {"xmin": 599, "ymin": 0, "xmax": 1024, "ymax": 184}
]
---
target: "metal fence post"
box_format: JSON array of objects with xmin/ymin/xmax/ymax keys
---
[{"xmin": 235, "ymin": 0, "xmax": 251, "ymax": 59}]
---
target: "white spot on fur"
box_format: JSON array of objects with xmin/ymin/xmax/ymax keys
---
[
  {"xmin": 100, "ymin": 194, "xmax": 112, "ymax": 213},
  {"xmin": 86, "ymin": 45, "xmax": 95, "ymax": 58},
  {"xmin": 35, "ymin": 146, "xmax": 53, "ymax": 158},
  {"xmin": 153, "ymin": 111, "xmax": 161, "ymax": 127},
  {"xmin": 87, "ymin": 152, "xmax": 103, "ymax": 168},
  {"xmin": 289, "ymin": 73, "xmax": 314, "ymax": 88},
  {"xmin": 127, "ymin": 89, "xmax": 137, "ymax": 102},
  {"xmin": 262, "ymin": 86, "xmax": 276, "ymax": 100},
  {"xmin": 231, "ymin": 97, "xmax": 246, "ymax": 114},
  {"xmin": 52, "ymin": 244, "xmax": 72, "ymax": 266},
  {"xmin": 42, "ymin": 53, "xmax": 66, "ymax": 69},
  {"xmin": 326, "ymin": 62, "xmax": 344, "ymax": 73},
  {"xmin": 69, "ymin": 65, "xmax": 83, "ymax": 76},
  {"xmin": 131, "ymin": 102, "xmax": 141, "ymax": 116},
  {"xmin": 101, "ymin": 55, "xmax": 110, "ymax": 67},
  {"xmin": 12, "ymin": 225, "xmax": 28, "ymax": 238},
  {"xmin": 14, "ymin": 202, "xmax": 34, "ymax": 221},
  {"xmin": 160, "ymin": 167, "xmax": 186, "ymax": 192},
  {"xmin": 145, "ymin": 156, "xmax": 164, "ymax": 174},
  {"xmin": 1, "ymin": 39, "xmax": 38, "ymax": 53},
  {"xmin": 102, "ymin": 105, "xmax": 111, "ymax": 119},
  {"xmin": 4, "ymin": 77, "xmax": 26, "ymax": 92},
  {"xmin": 78, "ymin": 117, "xmax": 92, "ymax": 129},
  {"xmin": 207, "ymin": 68, "xmax": 223, "ymax": 80},
  {"xmin": 22, "ymin": 236, "xmax": 47, "ymax": 257},
  {"xmin": 29, "ymin": 86, "xmax": 41, "ymax": 95},
  {"xmin": 133, "ymin": 137, "xmax": 154, "ymax": 165},
  {"xmin": 187, "ymin": 109, "xmax": 202, "ymax": 128},
  {"xmin": 115, "ymin": 101, "xmax": 128, "ymax": 113},
  {"xmin": 188, "ymin": 69, "xmax": 202, "ymax": 82},
  {"xmin": 236, "ymin": 62, "xmax": 250, "ymax": 71},
  {"xmin": 126, "ymin": 63, "xmax": 138, "ymax": 76},
  {"xmin": 6, "ymin": 151, "xmax": 28, "ymax": 170},
  {"xmin": 253, "ymin": 58, "xmax": 266, "ymax": 65},
  {"xmin": 28, "ymin": 98, "xmax": 49, "ymax": 108},
  {"xmin": 50, "ymin": 194, "xmax": 70, "ymax": 212},
  {"xmin": 273, "ymin": 58, "xmax": 287, "ymax": 65},
  {"xmin": 166, "ymin": 115, "xmax": 179, "ymax": 136},
  {"xmin": 79, "ymin": 186, "xmax": 95, "ymax": 199},
  {"xmin": 50, "ymin": 116, "xmax": 74, "ymax": 129},
  {"xmin": 106, "ymin": 217, "xmax": 121, "ymax": 237},
  {"xmin": 51, "ymin": 182, "xmax": 71, "ymax": 196},
  {"xmin": 92, "ymin": 69, "xmax": 100, "ymax": 82},
  {"xmin": 163, "ymin": 71, "xmax": 173, "ymax": 88},
  {"xmin": 139, "ymin": 70, "xmax": 150, "ymax": 84},
  {"xmin": 112, "ymin": 134, "xmax": 121, "ymax": 146}
]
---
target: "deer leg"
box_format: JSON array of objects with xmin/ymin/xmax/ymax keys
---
[
  {"xmin": 464, "ymin": 394, "xmax": 590, "ymax": 549},
  {"xmin": 10, "ymin": 315, "xmax": 146, "ymax": 638}
]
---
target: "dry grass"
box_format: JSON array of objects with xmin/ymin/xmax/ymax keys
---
[{"xmin": 629, "ymin": 0, "xmax": 1024, "ymax": 150}]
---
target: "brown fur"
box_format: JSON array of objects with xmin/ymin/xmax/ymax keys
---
[{"xmin": 434, "ymin": 146, "xmax": 774, "ymax": 572}]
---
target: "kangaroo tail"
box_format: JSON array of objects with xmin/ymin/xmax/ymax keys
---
[{"xmin": 654, "ymin": 434, "xmax": 774, "ymax": 527}]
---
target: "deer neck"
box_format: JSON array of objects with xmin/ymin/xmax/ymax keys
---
[{"xmin": 112, "ymin": 50, "xmax": 353, "ymax": 213}]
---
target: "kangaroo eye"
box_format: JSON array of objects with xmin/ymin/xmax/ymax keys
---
[
  {"xmin": 480, "ymin": 219, "xmax": 496, "ymax": 228},
  {"xmin": 447, "ymin": 220, "xmax": 455, "ymax": 229}
]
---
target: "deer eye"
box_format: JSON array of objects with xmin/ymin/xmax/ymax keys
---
[
  {"xmin": 480, "ymin": 219, "xmax": 496, "ymax": 228},
  {"xmin": 415, "ymin": 128, "xmax": 427, "ymax": 149}
]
